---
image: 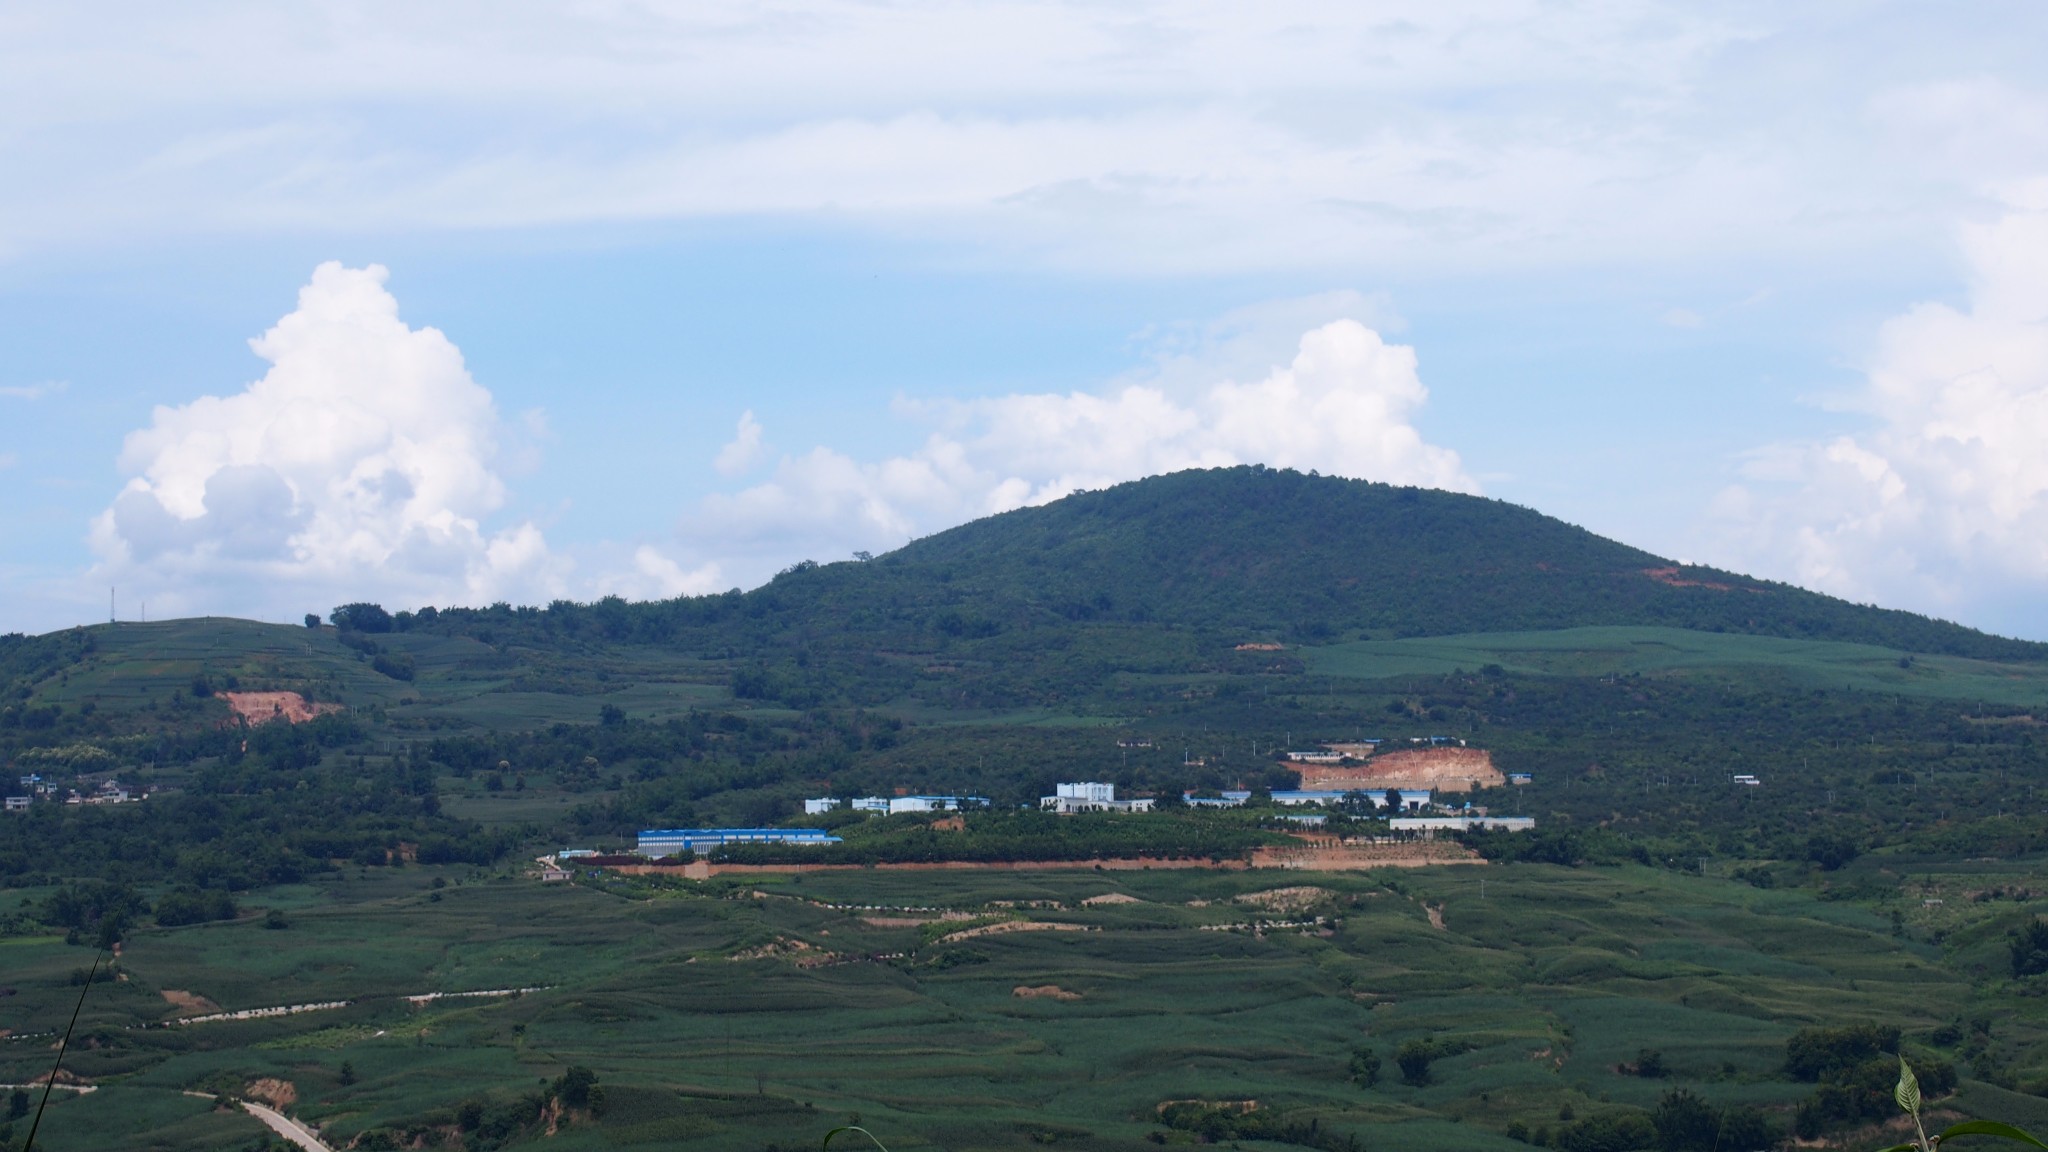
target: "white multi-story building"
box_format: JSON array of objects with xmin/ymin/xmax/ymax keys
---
[
  {"xmin": 1041, "ymin": 782, "xmax": 1155, "ymax": 814},
  {"xmin": 803, "ymin": 798, "xmax": 840, "ymax": 815}
]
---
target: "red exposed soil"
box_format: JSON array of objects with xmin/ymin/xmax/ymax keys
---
[
  {"xmin": 1013, "ymin": 985, "xmax": 1082, "ymax": 1001},
  {"xmin": 1642, "ymin": 566, "xmax": 1734, "ymax": 591},
  {"xmin": 1298, "ymin": 747, "xmax": 1504, "ymax": 793},
  {"xmin": 220, "ymin": 692, "xmax": 343, "ymax": 726},
  {"xmin": 159, "ymin": 990, "xmax": 222, "ymax": 1017}
]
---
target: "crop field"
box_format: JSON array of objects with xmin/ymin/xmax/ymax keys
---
[
  {"xmin": 1300, "ymin": 627, "xmax": 2048, "ymax": 706},
  {"xmin": 34, "ymin": 619, "xmax": 739, "ymax": 732},
  {"xmin": 5, "ymin": 857, "xmax": 2042, "ymax": 1152}
]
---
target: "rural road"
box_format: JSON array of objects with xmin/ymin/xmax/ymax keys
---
[
  {"xmin": 180, "ymin": 1091, "xmax": 333, "ymax": 1152},
  {"xmin": 242, "ymin": 1099, "xmax": 334, "ymax": 1152}
]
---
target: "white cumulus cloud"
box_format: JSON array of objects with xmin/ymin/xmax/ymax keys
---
[
  {"xmin": 90, "ymin": 262, "xmax": 565, "ymax": 619},
  {"xmin": 714, "ymin": 410, "xmax": 767, "ymax": 476},
  {"xmin": 689, "ymin": 318, "xmax": 1472, "ymax": 578},
  {"xmin": 1704, "ymin": 191, "xmax": 2048, "ymax": 635}
]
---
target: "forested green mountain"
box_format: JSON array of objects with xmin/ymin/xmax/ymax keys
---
[
  {"xmin": 385, "ymin": 466, "xmax": 2043, "ymax": 662},
  {"xmin": 797, "ymin": 466, "xmax": 2044, "ymax": 657}
]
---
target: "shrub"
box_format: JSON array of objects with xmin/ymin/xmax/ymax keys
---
[
  {"xmin": 2012, "ymin": 919, "xmax": 2048, "ymax": 978},
  {"xmin": 1785, "ymin": 1023, "xmax": 1900, "ymax": 1081},
  {"xmin": 1553, "ymin": 1109, "xmax": 1655, "ymax": 1152},
  {"xmin": 1348, "ymin": 1048, "xmax": 1381, "ymax": 1086},
  {"xmin": 1794, "ymin": 1053, "xmax": 1955, "ymax": 1138},
  {"xmin": 1394, "ymin": 1037, "xmax": 1470, "ymax": 1087},
  {"xmin": 1650, "ymin": 1089, "xmax": 1718, "ymax": 1152},
  {"xmin": 332, "ymin": 602, "xmax": 394, "ymax": 633}
]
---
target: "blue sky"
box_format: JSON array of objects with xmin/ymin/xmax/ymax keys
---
[{"xmin": 4, "ymin": 2, "xmax": 2047, "ymax": 639}]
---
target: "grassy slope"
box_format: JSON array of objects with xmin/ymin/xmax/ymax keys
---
[
  {"xmin": 1302, "ymin": 626, "xmax": 2048, "ymax": 707},
  {"xmin": 15, "ymin": 618, "xmax": 735, "ymax": 732},
  {"xmin": 2, "ymin": 860, "xmax": 2029, "ymax": 1152}
]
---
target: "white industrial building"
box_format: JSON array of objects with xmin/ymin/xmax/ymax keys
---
[
  {"xmin": 637, "ymin": 828, "xmax": 842, "ymax": 857},
  {"xmin": 1184, "ymin": 789, "xmax": 1433, "ymax": 810},
  {"xmin": 1041, "ymin": 782, "xmax": 1155, "ymax": 814},
  {"xmin": 1389, "ymin": 816, "xmax": 1535, "ymax": 833},
  {"xmin": 887, "ymin": 795, "xmax": 987, "ymax": 814},
  {"xmin": 804, "ymin": 798, "xmax": 840, "ymax": 815}
]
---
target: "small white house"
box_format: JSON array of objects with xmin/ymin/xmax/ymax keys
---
[
  {"xmin": 804, "ymin": 798, "xmax": 840, "ymax": 815},
  {"xmin": 3, "ymin": 796, "xmax": 29, "ymax": 813},
  {"xmin": 1041, "ymin": 782, "xmax": 1154, "ymax": 814}
]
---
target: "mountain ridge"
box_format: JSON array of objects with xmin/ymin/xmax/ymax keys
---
[{"xmin": 747, "ymin": 466, "xmax": 2043, "ymax": 661}]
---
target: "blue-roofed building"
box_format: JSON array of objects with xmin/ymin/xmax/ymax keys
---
[{"xmin": 637, "ymin": 828, "xmax": 842, "ymax": 857}]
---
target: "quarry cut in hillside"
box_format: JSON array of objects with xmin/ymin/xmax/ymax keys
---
[
  {"xmin": 220, "ymin": 691, "xmax": 343, "ymax": 726},
  {"xmin": 1298, "ymin": 746, "xmax": 1503, "ymax": 793}
]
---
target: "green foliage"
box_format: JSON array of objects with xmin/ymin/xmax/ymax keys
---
[
  {"xmin": 1649, "ymin": 1088, "xmax": 1775, "ymax": 1152},
  {"xmin": 331, "ymin": 603, "xmax": 394, "ymax": 633},
  {"xmin": 1551, "ymin": 1108, "xmax": 1656, "ymax": 1152},
  {"xmin": 1394, "ymin": 1036, "xmax": 1471, "ymax": 1086},
  {"xmin": 1784, "ymin": 1023, "xmax": 1901, "ymax": 1081},
  {"xmin": 2012, "ymin": 919, "xmax": 2048, "ymax": 978},
  {"xmin": 1785, "ymin": 1024, "xmax": 1959, "ymax": 1138},
  {"xmin": 1790, "ymin": 1042, "xmax": 1956, "ymax": 1140},
  {"xmin": 551, "ymin": 1065, "xmax": 601, "ymax": 1112},
  {"xmin": 151, "ymin": 888, "xmax": 237, "ymax": 927},
  {"xmin": 1156, "ymin": 1101, "xmax": 1363, "ymax": 1152},
  {"xmin": 1347, "ymin": 1047, "xmax": 1381, "ymax": 1086}
]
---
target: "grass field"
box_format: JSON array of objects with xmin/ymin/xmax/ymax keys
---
[
  {"xmin": 39, "ymin": 619, "xmax": 739, "ymax": 733},
  {"xmin": 3, "ymin": 856, "xmax": 2039, "ymax": 1152},
  {"xmin": 1300, "ymin": 626, "xmax": 2048, "ymax": 705},
  {"xmin": 45, "ymin": 620, "xmax": 2048, "ymax": 738}
]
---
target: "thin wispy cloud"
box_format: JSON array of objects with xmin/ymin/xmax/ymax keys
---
[
  {"xmin": 2, "ymin": 4, "xmax": 2044, "ymax": 275},
  {"xmin": 0, "ymin": 381, "xmax": 68, "ymax": 400}
]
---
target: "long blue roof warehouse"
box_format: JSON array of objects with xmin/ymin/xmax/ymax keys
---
[{"xmin": 638, "ymin": 828, "xmax": 842, "ymax": 857}]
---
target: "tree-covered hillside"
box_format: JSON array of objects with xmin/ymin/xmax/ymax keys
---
[{"xmin": 395, "ymin": 466, "xmax": 2042, "ymax": 662}]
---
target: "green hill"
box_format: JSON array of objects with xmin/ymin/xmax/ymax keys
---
[
  {"xmin": 503, "ymin": 466, "xmax": 2031, "ymax": 665},
  {"xmin": 793, "ymin": 466, "xmax": 2041, "ymax": 658}
]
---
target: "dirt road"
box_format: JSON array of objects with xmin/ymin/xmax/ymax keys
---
[
  {"xmin": 181, "ymin": 1091, "xmax": 333, "ymax": 1152},
  {"xmin": 243, "ymin": 1099, "xmax": 333, "ymax": 1152}
]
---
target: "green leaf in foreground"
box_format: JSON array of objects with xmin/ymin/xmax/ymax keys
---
[{"xmin": 1896, "ymin": 1055, "xmax": 1922, "ymax": 1117}]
